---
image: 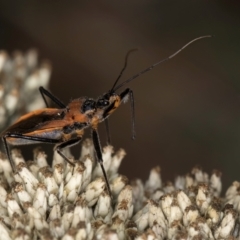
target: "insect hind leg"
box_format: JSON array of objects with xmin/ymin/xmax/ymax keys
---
[
  {"xmin": 2, "ymin": 136, "xmax": 16, "ymax": 173},
  {"xmin": 2, "ymin": 133, "xmax": 60, "ymax": 172},
  {"xmin": 55, "ymin": 137, "xmax": 82, "ymax": 166}
]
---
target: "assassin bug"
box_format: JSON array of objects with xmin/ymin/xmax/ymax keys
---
[{"xmin": 1, "ymin": 35, "xmax": 211, "ymax": 196}]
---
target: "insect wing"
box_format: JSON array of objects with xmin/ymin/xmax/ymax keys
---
[
  {"xmin": 4, "ymin": 108, "xmax": 66, "ymax": 133},
  {"xmin": 1, "ymin": 108, "xmax": 67, "ymax": 145}
]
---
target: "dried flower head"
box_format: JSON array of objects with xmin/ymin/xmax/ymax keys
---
[{"xmin": 0, "ymin": 140, "xmax": 240, "ymax": 239}]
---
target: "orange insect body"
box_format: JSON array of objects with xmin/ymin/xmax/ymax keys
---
[{"xmin": 1, "ymin": 36, "xmax": 211, "ymax": 196}]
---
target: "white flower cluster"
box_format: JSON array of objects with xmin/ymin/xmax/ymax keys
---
[
  {"xmin": 0, "ymin": 49, "xmax": 51, "ymax": 132},
  {"xmin": 0, "ymin": 140, "xmax": 239, "ymax": 240}
]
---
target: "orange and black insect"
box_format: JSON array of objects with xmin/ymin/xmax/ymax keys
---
[{"xmin": 1, "ymin": 36, "xmax": 211, "ymax": 196}]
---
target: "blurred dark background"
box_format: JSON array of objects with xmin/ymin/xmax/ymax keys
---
[{"xmin": 1, "ymin": 1, "xmax": 240, "ymax": 192}]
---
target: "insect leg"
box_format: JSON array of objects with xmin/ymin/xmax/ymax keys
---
[
  {"xmin": 2, "ymin": 137, "xmax": 15, "ymax": 172},
  {"xmin": 3, "ymin": 133, "xmax": 60, "ymax": 172},
  {"xmin": 55, "ymin": 137, "xmax": 82, "ymax": 166},
  {"xmin": 104, "ymin": 119, "xmax": 111, "ymax": 145},
  {"xmin": 119, "ymin": 88, "xmax": 136, "ymax": 139},
  {"xmin": 39, "ymin": 86, "xmax": 66, "ymax": 108},
  {"xmin": 92, "ymin": 127, "xmax": 111, "ymax": 196}
]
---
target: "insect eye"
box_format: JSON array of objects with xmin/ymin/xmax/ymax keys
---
[
  {"xmin": 97, "ymin": 99, "xmax": 109, "ymax": 107},
  {"xmin": 82, "ymin": 99, "xmax": 96, "ymax": 113}
]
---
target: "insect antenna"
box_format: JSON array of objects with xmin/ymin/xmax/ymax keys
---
[
  {"xmin": 113, "ymin": 35, "xmax": 212, "ymax": 92},
  {"xmin": 110, "ymin": 48, "xmax": 138, "ymax": 93}
]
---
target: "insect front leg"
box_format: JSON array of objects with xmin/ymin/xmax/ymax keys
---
[
  {"xmin": 104, "ymin": 119, "xmax": 111, "ymax": 145},
  {"xmin": 119, "ymin": 88, "xmax": 136, "ymax": 139},
  {"xmin": 91, "ymin": 127, "xmax": 111, "ymax": 196},
  {"xmin": 55, "ymin": 136, "xmax": 82, "ymax": 166},
  {"xmin": 39, "ymin": 86, "xmax": 66, "ymax": 108}
]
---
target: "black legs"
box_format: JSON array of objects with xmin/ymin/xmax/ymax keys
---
[
  {"xmin": 55, "ymin": 137, "xmax": 82, "ymax": 166},
  {"xmin": 39, "ymin": 86, "xmax": 66, "ymax": 108},
  {"xmin": 92, "ymin": 128, "xmax": 111, "ymax": 196},
  {"xmin": 120, "ymin": 88, "xmax": 136, "ymax": 139},
  {"xmin": 104, "ymin": 119, "xmax": 111, "ymax": 145},
  {"xmin": 3, "ymin": 133, "xmax": 80, "ymax": 171}
]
